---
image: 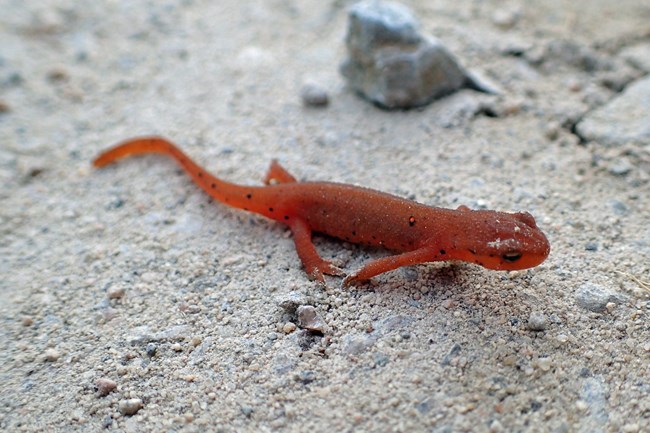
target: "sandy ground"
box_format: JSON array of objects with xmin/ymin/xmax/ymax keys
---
[{"xmin": 1, "ymin": 1, "xmax": 649, "ymax": 432}]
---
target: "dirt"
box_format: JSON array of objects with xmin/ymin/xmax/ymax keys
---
[{"xmin": 1, "ymin": 1, "xmax": 649, "ymax": 432}]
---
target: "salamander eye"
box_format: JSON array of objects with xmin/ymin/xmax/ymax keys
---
[{"xmin": 502, "ymin": 251, "xmax": 522, "ymax": 262}]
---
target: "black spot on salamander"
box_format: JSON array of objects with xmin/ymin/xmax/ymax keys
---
[
  {"xmin": 371, "ymin": 235, "xmax": 377, "ymax": 240},
  {"xmin": 198, "ymin": 172, "xmax": 203, "ymax": 178},
  {"xmin": 211, "ymin": 183, "xmax": 217, "ymax": 189},
  {"xmin": 268, "ymin": 207, "xmax": 274, "ymax": 212},
  {"xmin": 409, "ymin": 216, "xmax": 416, "ymax": 226},
  {"xmin": 345, "ymin": 236, "xmax": 350, "ymax": 241},
  {"xmin": 284, "ymin": 215, "xmax": 289, "ymax": 220},
  {"xmin": 468, "ymin": 248, "xmax": 477, "ymax": 255},
  {"xmin": 244, "ymin": 207, "xmax": 249, "ymax": 211},
  {"xmin": 246, "ymin": 193, "xmax": 252, "ymax": 199},
  {"xmin": 439, "ymin": 249, "xmax": 446, "ymax": 255},
  {"xmin": 352, "ymin": 231, "xmax": 356, "ymax": 236}
]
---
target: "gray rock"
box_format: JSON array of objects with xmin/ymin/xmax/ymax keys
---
[
  {"xmin": 575, "ymin": 76, "xmax": 650, "ymax": 146},
  {"xmin": 575, "ymin": 283, "xmax": 624, "ymax": 313},
  {"xmin": 341, "ymin": 1, "xmax": 487, "ymax": 109}
]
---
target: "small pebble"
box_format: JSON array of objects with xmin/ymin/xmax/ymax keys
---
[
  {"xmin": 44, "ymin": 348, "xmax": 60, "ymax": 362},
  {"xmin": 171, "ymin": 343, "xmax": 183, "ymax": 352},
  {"xmin": 118, "ymin": 398, "xmax": 143, "ymax": 416},
  {"xmin": 575, "ymin": 400, "xmax": 588, "ymax": 412},
  {"xmin": 21, "ymin": 316, "xmax": 34, "ymax": 327},
  {"xmin": 190, "ymin": 336, "xmax": 202, "ymax": 347},
  {"xmin": 282, "ymin": 322, "xmax": 297, "ymax": 334},
  {"xmin": 608, "ymin": 199, "xmax": 628, "ymax": 216},
  {"xmin": 622, "ymin": 423, "xmax": 640, "ymax": 433},
  {"xmin": 146, "ymin": 343, "xmax": 157, "ymax": 357},
  {"xmin": 95, "ymin": 377, "xmax": 117, "ymax": 396},
  {"xmin": 537, "ymin": 357, "xmax": 552, "ymax": 372},
  {"xmin": 277, "ymin": 292, "xmax": 309, "ymax": 315},
  {"xmin": 296, "ymin": 370, "xmax": 316, "ymax": 384},
  {"xmin": 544, "ymin": 121, "xmax": 560, "ymax": 141},
  {"xmin": 491, "ymin": 8, "xmax": 521, "ymax": 29},
  {"xmin": 300, "ymin": 83, "xmax": 329, "ymax": 107},
  {"xmin": 241, "ymin": 406, "xmax": 254, "ymax": 418},
  {"xmin": 47, "ymin": 68, "xmax": 69, "ymax": 82},
  {"xmin": 297, "ymin": 305, "xmax": 327, "ymax": 333},
  {"xmin": 107, "ymin": 285, "xmax": 125, "ymax": 299},
  {"xmin": 556, "ymin": 334, "xmax": 569, "ymax": 344},
  {"xmin": 608, "ymin": 158, "xmax": 633, "ymax": 176},
  {"xmin": 441, "ymin": 299, "xmax": 455, "ymax": 309},
  {"xmin": 374, "ymin": 353, "xmax": 389, "ymax": 367},
  {"xmin": 527, "ymin": 311, "xmax": 547, "ymax": 331}
]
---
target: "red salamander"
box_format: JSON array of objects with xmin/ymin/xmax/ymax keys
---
[{"xmin": 93, "ymin": 137, "xmax": 550, "ymax": 285}]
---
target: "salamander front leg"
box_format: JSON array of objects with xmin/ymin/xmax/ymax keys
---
[
  {"xmin": 343, "ymin": 247, "xmax": 436, "ymax": 286},
  {"xmin": 289, "ymin": 218, "xmax": 344, "ymax": 283}
]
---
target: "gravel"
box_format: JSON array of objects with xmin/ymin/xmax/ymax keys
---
[{"xmin": 1, "ymin": 1, "xmax": 648, "ymax": 432}]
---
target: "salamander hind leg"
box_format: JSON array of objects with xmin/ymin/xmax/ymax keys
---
[
  {"xmin": 343, "ymin": 247, "xmax": 436, "ymax": 286},
  {"xmin": 264, "ymin": 159, "xmax": 297, "ymax": 185},
  {"xmin": 289, "ymin": 218, "xmax": 345, "ymax": 283}
]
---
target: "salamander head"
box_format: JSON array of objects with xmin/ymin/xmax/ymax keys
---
[{"xmin": 452, "ymin": 209, "xmax": 550, "ymax": 270}]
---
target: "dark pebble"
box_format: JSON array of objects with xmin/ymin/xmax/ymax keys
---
[
  {"xmin": 146, "ymin": 343, "xmax": 157, "ymax": 357},
  {"xmin": 301, "ymin": 83, "xmax": 329, "ymax": 107},
  {"xmin": 241, "ymin": 406, "xmax": 253, "ymax": 418},
  {"xmin": 297, "ymin": 370, "xmax": 316, "ymax": 384}
]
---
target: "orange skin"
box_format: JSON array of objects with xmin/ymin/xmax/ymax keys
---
[{"xmin": 93, "ymin": 137, "xmax": 550, "ymax": 285}]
